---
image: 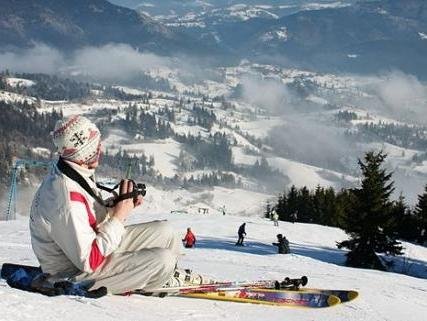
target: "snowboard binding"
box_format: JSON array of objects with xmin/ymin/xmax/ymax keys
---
[{"xmin": 275, "ymin": 276, "xmax": 308, "ymax": 290}]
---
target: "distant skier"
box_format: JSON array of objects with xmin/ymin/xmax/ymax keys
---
[
  {"xmin": 29, "ymin": 115, "xmax": 213, "ymax": 295},
  {"xmin": 272, "ymin": 234, "xmax": 290, "ymax": 254},
  {"xmin": 235, "ymin": 223, "xmax": 246, "ymax": 246},
  {"xmin": 272, "ymin": 210, "xmax": 279, "ymax": 227},
  {"xmin": 182, "ymin": 227, "xmax": 196, "ymax": 248}
]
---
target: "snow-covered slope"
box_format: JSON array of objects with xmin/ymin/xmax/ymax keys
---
[
  {"xmin": 2, "ymin": 62, "xmax": 427, "ymax": 203},
  {"xmin": 1, "ymin": 200, "xmax": 426, "ymax": 321}
]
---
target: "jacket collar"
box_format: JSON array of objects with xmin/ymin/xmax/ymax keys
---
[{"xmin": 63, "ymin": 159, "xmax": 96, "ymax": 180}]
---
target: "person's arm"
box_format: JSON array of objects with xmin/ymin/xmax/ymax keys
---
[{"xmin": 51, "ymin": 191, "xmax": 125, "ymax": 273}]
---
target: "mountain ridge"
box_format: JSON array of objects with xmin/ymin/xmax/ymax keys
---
[{"xmin": 0, "ymin": 0, "xmax": 209, "ymax": 54}]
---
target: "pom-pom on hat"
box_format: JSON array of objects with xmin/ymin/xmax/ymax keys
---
[{"xmin": 52, "ymin": 115, "xmax": 101, "ymax": 165}]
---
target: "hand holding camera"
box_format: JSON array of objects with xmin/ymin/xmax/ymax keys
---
[{"xmin": 113, "ymin": 179, "xmax": 146, "ymax": 222}]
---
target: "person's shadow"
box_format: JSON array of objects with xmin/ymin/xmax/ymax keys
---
[
  {"xmin": 195, "ymin": 237, "xmax": 276, "ymax": 255},
  {"xmin": 194, "ymin": 237, "xmax": 427, "ymax": 278},
  {"xmin": 195, "ymin": 236, "xmax": 348, "ymax": 265}
]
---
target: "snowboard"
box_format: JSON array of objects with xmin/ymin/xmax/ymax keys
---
[
  {"xmin": 0, "ymin": 263, "xmax": 107, "ymax": 298},
  {"xmin": 1, "ymin": 263, "xmax": 42, "ymax": 280},
  {"xmin": 136, "ymin": 278, "xmax": 357, "ymax": 307},
  {"xmin": 295, "ymin": 288, "xmax": 358, "ymax": 303},
  {"xmin": 177, "ymin": 288, "xmax": 341, "ymax": 308},
  {"xmin": 1, "ymin": 263, "xmax": 357, "ymax": 307},
  {"xmin": 140, "ymin": 277, "xmax": 358, "ymax": 303}
]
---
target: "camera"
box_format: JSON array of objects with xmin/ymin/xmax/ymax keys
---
[
  {"xmin": 116, "ymin": 179, "xmax": 147, "ymax": 206},
  {"xmin": 135, "ymin": 182, "xmax": 147, "ymax": 197}
]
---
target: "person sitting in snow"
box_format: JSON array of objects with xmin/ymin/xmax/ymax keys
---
[
  {"xmin": 272, "ymin": 234, "xmax": 290, "ymax": 254},
  {"xmin": 30, "ymin": 115, "xmax": 212, "ymax": 295},
  {"xmin": 182, "ymin": 227, "xmax": 196, "ymax": 248},
  {"xmin": 235, "ymin": 223, "xmax": 246, "ymax": 246}
]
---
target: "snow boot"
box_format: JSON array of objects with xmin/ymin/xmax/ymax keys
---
[{"xmin": 163, "ymin": 269, "xmax": 215, "ymax": 288}]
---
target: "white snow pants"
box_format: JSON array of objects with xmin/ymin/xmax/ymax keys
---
[{"xmin": 73, "ymin": 220, "xmax": 181, "ymax": 294}]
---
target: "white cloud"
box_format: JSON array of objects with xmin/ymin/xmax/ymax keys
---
[
  {"xmin": 73, "ymin": 43, "xmax": 171, "ymax": 81},
  {"xmin": 240, "ymin": 75, "xmax": 292, "ymax": 113},
  {"xmin": 0, "ymin": 43, "xmax": 64, "ymax": 73},
  {"xmin": 0, "ymin": 43, "xmax": 172, "ymax": 82},
  {"xmin": 372, "ymin": 71, "xmax": 427, "ymax": 124}
]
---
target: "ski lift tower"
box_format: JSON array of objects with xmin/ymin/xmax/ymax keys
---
[{"xmin": 5, "ymin": 159, "xmax": 53, "ymax": 221}]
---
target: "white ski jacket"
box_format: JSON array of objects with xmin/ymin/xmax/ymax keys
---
[{"xmin": 30, "ymin": 160, "xmax": 125, "ymax": 277}]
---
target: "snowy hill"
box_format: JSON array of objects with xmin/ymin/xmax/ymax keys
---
[
  {"xmin": 1, "ymin": 61, "xmax": 427, "ymax": 203},
  {"xmin": 1, "ymin": 204, "xmax": 426, "ymax": 321}
]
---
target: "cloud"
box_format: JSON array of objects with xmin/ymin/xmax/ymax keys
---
[
  {"xmin": 268, "ymin": 114, "xmax": 358, "ymax": 173},
  {"xmin": 368, "ymin": 71, "xmax": 427, "ymax": 124},
  {"xmin": 0, "ymin": 43, "xmax": 172, "ymax": 82},
  {"xmin": 73, "ymin": 43, "xmax": 171, "ymax": 81},
  {"xmin": 239, "ymin": 75, "xmax": 293, "ymax": 113},
  {"xmin": 0, "ymin": 43, "xmax": 64, "ymax": 74}
]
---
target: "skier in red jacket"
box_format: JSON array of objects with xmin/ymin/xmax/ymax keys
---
[{"xmin": 182, "ymin": 227, "xmax": 196, "ymax": 248}]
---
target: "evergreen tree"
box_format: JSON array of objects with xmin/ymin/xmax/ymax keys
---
[
  {"xmin": 392, "ymin": 194, "xmax": 417, "ymax": 242},
  {"xmin": 414, "ymin": 184, "xmax": 427, "ymax": 244},
  {"xmin": 337, "ymin": 151, "xmax": 403, "ymax": 270},
  {"xmin": 265, "ymin": 201, "xmax": 272, "ymax": 219},
  {"xmin": 286, "ymin": 185, "xmax": 299, "ymax": 221},
  {"xmin": 276, "ymin": 194, "xmax": 287, "ymax": 221},
  {"xmin": 297, "ymin": 186, "xmax": 312, "ymax": 223}
]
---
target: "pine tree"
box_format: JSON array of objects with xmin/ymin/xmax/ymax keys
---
[
  {"xmin": 286, "ymin": 185, "xmax": 298, "ymax": 221},
  {"xmin": 414, "ymin": 184, "xmax": 427, "ymax": 244},
  {"xmin": 337, "ymin": 151, "xmax": 403, "ymax": 270},
  {"xmin": 265, "ymin": 201, "xmax": 272, "ymax": 219},
  {"xmin": 392, "ymin": 194, "xmax": 417, "ymax": 241}
]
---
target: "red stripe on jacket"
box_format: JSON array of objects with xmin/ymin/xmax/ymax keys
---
[{"xmin": 70, "ymin": 191, "xmax": 105, "ymax": 271}]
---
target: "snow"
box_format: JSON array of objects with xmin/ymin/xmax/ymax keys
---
[
  {"xmin": 31, "ymin": 147, "xmax": 51, "ymax": 158},
  {"xmin": 232, "ymin": 146, "xmax": 258, "ymax": 165},
  {"xmin": 40, "ymin": 99, "xmax": 124, "ymax": 116},
  {"xmin": 1, "ymin": 197, "xmax": 426, "ymax": 321},
  {"xmin": 306, "ymin": 95, "xmax": 328, "ymax": 105},
  {"xmin": 227, "ymin": 5, "xmax": 278, "ymax": 21},
  {"xmin": 5, "ymin": 77, "xmax": 35, "ymax": 88},
  {"xmin": 171, "ymin": 124, "xmax": 207, "ymax": 137},
  {"xmin": 302, "ymin": 2, "xmax": 351, "ymax": 11},
  {"xmin": 414, "ymin": 161, "xmax": 427, "ymax": 174},
  {"xmin": 268, "ymin": 156, "xmax": 356, "ymax": 189},
  {"xmin": 112, "ymin": 86, "xmax": 147, "ymax": 96},
  {"xmin": 418, "ymin": 32, "xmax": 427, "ymax": 40},
  {"xmin": 234, "ymin": 118, "xmax": 283, "ymax": 139},
  {"xmin": 0, "ymin": 90, "xmax": 36, "ymax": 105},
  {"xmin": 106, "ymin": 137, "xmax": 182, "ymax": 178},
  {"xmin": 261, "ymin": 27, "xmax": 288, "ymax": 42},
  {"xmin": 166, "ymin": 21, "xmax": 206, "ymax": 28}
]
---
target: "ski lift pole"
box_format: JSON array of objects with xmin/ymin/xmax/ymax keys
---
[
  {"xmin": 5, "ymin": 159, "xmax": 53, "ymax": 220},
  {"xmin": 125, "ymin": 162, "xmax": 133, "ymax": 180},
  {"xmin": 5, "ymin": 165, "xmax": 18, "ymax": 220}
]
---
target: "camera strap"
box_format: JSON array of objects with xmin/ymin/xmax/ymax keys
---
[
  {"xmin": 57, "ymin": 157, "xmax": 110, "ymax": 207},
  {"xmin": 57, "ymin": 158, "xmax": 139, "ymax": 207}
]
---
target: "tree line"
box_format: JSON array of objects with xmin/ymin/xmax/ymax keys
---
[
  {"xmin": 348, "ymin": 122, "xmax": 427, "ymax": 150},
  {"xmin": 0, "ymin": 100, "xmax": 62, "ymax": 190},
  {"xmin": 270, "ymin": 151, "xmax": 427, "ymax": 270},
  {"xmin": 1, "ymin": 71, "xmax": 91, "ymax": 101}
]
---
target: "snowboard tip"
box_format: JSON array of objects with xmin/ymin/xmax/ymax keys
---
[
  {"xmin": 347, "ymin": 290, "xmax": 359, "ymax": 301},
  {"xmin": 327, "ymin": 295, "xmax": 341, "ymax": 307}
]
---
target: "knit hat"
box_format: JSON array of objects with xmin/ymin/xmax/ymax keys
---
[{"xmin": 52, "ymin": 115, "xmax": 101, "ymax": 165}]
